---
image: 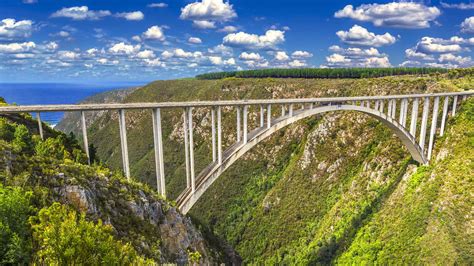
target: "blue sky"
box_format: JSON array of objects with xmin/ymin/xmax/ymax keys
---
[{"xmin": 0, "ymin": 0, "xmax": 473, "ymax": 82}]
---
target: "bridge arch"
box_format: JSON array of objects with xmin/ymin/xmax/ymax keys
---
[{"xmin": 177, "ymin": 104, "xmax": 426, "ymax": 213}]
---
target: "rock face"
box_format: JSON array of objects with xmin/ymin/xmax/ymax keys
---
[{"xmin": 54, "ymin": 173, "xmax": 219, "ymax": 264}]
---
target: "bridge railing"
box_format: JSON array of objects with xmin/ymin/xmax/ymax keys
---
[{"xmin": 0, "ymin": 91, "xmax": 472, "ymax": 200}]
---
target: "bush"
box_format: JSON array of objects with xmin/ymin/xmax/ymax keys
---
[
  {"xmin": 12, "ymin": 124, "xmax": 34, "ymax": 154},
  {"xmin": 29, "ymin": 202, "xmax": 153, "ymax": 265},
  {"xmin": 0, "ymin": 185, "xmax": 34, "ymax": 264}
]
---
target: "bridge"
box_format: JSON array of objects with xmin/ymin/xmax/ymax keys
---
[{"xmin": 0, "ymin": 91, "xmax": 472, "ymax": 214}]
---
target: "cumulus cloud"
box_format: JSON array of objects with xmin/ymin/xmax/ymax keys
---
[
  {"xmin": 136, "ymin": 50, "xmax": 156, "ymax": 59},
  {"xmin": 239, "ymin": 52, "xmax": 262, "ymax": 60},
  {"xmin": 22, "ymin": 0, "xmax": 37, "ymax": 4},
  {"xmin": 180, "ymin": 0, "xmax": 237, "ymax": 22},
  {"xmin": 415, "ymin": 37, "xmax": 463, "ymax": 54},
  {"xmin": 438, "ymin": 53, "xmax": 471, "ymax": 65},
  {"xmin": 51, "ymin": 6, "xmax": 111, "ymax": 20},
  {"xmin": 148, "ymin": 3, "xmax": 168, "ymax": 8},
  {"xmin": 219, "ymin": 25, "xmax": 238, "ymax": 33},
  {"xmin": 188, "ymin": 37, "xmax": 202, "ymax": 44},
  {"xmin": 208, "ymin": 56, "xmax": 235, "ymax": 65},
  {"xmin": 0, "ymin": 18, "xmax": 33, "ymax": 40},
  {"xmin": 116, "ymin": 11, "xmax": 144, "ymax": 21},
  {"xmin": 291, "ymin": 51, "xmax": 313, "ymax": 58},
  {"xmin": 161, "ymin": 48, "xmax": 203, "ymax": 59},
  {"xmin": 223, "ymin": 30, "xmax": 285, "ymax": 49},
  {"xmin": 142, "ymin": 26, "xmax": 166, "ymax": 41},
  {"xmin": 208, "ymin": 44, "xmax": 233, "ymax": 56},
  {"xmin": 335, "ymin": 2, "xmax": 440, "ymax": 29},
  {"xmin": 45, "ymin": 41, "xmax": 59, "ymax": 52},
  {"xmin": 274, "ymin": 51, "xmax": 289, "ymax": 61},
  {"xmin": 336, "ymin": 25, "xmax": 396, "ymax": 47},
  {"xmin": 97, "ymin": 58, "xmax": 119, "ymax": 65},
  {"xmin": 143, "ymin": 58, "xmax": 166, "ymax": 67},
  {"xmin": 440, "ymin": 2, "xmax": 474, "ymax": 10},
  {"xmin": 324, "ymin": 46, "xmax": 390, "ymax": 68},
  {"xmin": 58, "ymin": 50, "xmax": 80, "ymax": 60},
  {"xmin": 461, "ymin": 16, "xmax": 474, "ymax": 33},
  {"xmin": 109, "ymin": 42, "xmax": 141, "ymax": 55},
  {"xmin": 288, "ymin": 59, "xmax": 306, "ymax": 68},
  {"xmin": 192, "ymin": 20, "xmax": 216, "ymax": 29},
  {"xmin": 405, "ymin": 48, "xmax": 434, "ymax": 61},
  {"xmin": 0, "ymin": 41, "xmax": 36, "ymax": 53}
]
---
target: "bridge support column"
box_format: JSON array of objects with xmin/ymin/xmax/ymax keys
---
[
  {"xmin": 236, "ymin": 106, "xmax": 241, "ymax": 142},
  {"xmin": 379, "ymin": 100, "xmax": 384, "ymax": 113},
  {"xmin": 387, "ymin": 100, "xmax": 393, "ymax": 118},
  {"xmin": 118, "ymin": 109, "xmax": 130, "ymax": 180},
  {"xmin": 440, "ymin": 96, "xmax": 449, "ymax": 136},
  {"xmin": 400, "ymin": 99, "xmax": 408, "ymax": 126},
  {"xmin": 289, "ymin": 104, "xmax": 293, "ymax": 117},
  {"xmin": 217, "ymin": 106, "xmax": 222, "ymax": 164},
  {"xmin": 391, "ymin": 100, "xmax": 397, "ymax": 120},
  {"xmin": 410, "ymin": 98, "xmax": 419, "ymax": 136},
  {"xmin": 260, "ymin": 105, "xmax": 264, "ymax": 127},
  {"xmin": 427, "ymin": 97, "xmax": 440, "ymax": 161},
  {"xmin": 374, "ymin": 100, "xmax": 379, "ymax": 111},
  {"xmin": 310, "ymin": 103, "xmax": 314, "ymax": 109},
  {"xmin": 183, "ymin": 109, "xmax": 190, "ymax": 188},
  {"xmin": 267, "ymin": 104, "xmax": 271, "ymax": 129},
  {"xmin": 419, "ymin": 97, "xmax": 430, "ymax": 152},
  {"xmin": 365, "ymin": 101, "xmax": 370, "ymax": 109},
  {"xmin": 452, "ymin": 95, "xmax": 458, "ymax": 116},
  {"xmin": 281, "ymin": 105, "xmax": 285, "ymax": 117},
  {"xmin": 81, "ymin": 111, "xmax": 90, "ymax": 165},
  {"xmin": 152, "ymin": 108, "xmax": 166, "ymax": 197},
  {"xmin": 243, "ymin": 105, "xmax": 248, "ymax": 143},
  {"xmin": 188, "ymin": 107, "xmax": 195, "ymax": 193},
  {"xmin": 36, "ymin": 112, "xmax": 44, "ymax": 140},
  {"xmin": 211, "ymin": 107, "xmax": 216, "ymax": 162}
]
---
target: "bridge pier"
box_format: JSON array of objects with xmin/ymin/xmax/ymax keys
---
[
  {"xmin": 118, "ymin": 109, "xmax": 130, "ymax": 180},
  {"xmin": 391, "ymin": 100, "xmax": 397, "ymax": 120},
  {"xmin": 374, "ymin": 100, "xmax": 380, "ymax": 111},
  {"xmin": 36, "ymin": 112, "xmax": 44, "ymax": 140},
  {"xmin": 289, "ymin": 104, "xmax": 294, "ymax": 117},
  {"xmin": 81, "ymin": 111, "xmax": 90, "ymax": 165},
  {"xmin": 419, "ymin": 97, "xmax": 430, "ymax": 152},
  {"xmin": 260, "ymin": 105, "xmax": 264, "ymax": 127},
  {"xmin": 236, "ymin": 106, "xmax": 241, "ymax": 142},
  {"xmin": 211, "ymin": 107, "xmax": 216, "ymax": 162},
  {"xmin": 379, "ymin": 100, "xmax": 385, "ymax": 113},
  {"xmin": 440, "ymin": 96, "xmax": 449, "ymax": 136},
  {"xmin": 218, "ymin": 106, "xmax": 222, "ymax": 164},
  {"xmin": 387, "ymin": 100, "xmax": 393, "ymax": 118},
  {"xmin": 183, "ymin": 109, "xmax": 190, "ymax": 188},
  {"xmin": 281, "ymin": 105, "xmax": 285, "ymax": 117},
  {"xmin": 400, "ymin": 98, "xmax": 408, "ymax": 127},
  {"xmin": 152, "ymin": 108, "xmax": 166, "ymax": 197},
  {"xmin": 243, "ymin": 105, "xmax": 248, "ymax": 143},
  {"xmin": 452, "ymin": 95, "xmax": 458, "ymax": 116},
  {"xmin": 188, "ymin": 107, "xmax": 196, "ymax": 193},
  {"xmin": 427, "ymin": 97, "xmax": 439, "ymax": 160},
  {"xmin": 410, "ymin": 98, "xmax": 419, "ymax": 136},
  {"xmin": 267, "ymin": 104, "xmax": 271, "ymax": 129}
]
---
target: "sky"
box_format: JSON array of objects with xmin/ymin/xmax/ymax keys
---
[{"xmin": 0, "ymin": 0, "xmax": 473, "ymax": 83}]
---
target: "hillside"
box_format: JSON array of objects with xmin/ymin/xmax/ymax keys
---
[
  {"xmin": 0, "ymin": 104, "xmax": 232, "ymax": 264},
  {"xmin": 56, "ymin": 74, "xmax": 473, "ymax": 263}
]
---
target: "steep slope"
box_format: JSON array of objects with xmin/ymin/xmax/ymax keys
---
[
  {"xmin": 57, "ymin": 75, "xmax": 473, "ymax": 263},
  {"xmin": 0, "ymin": 108, "xmax": 227, "ymax": 263}
]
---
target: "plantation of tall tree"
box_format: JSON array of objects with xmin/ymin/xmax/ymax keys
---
[{"xmin": 196, "ymin": 68, "xmax": 448, "ymax": 80}]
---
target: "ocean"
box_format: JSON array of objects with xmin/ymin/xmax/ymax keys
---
[{"xmin": 0, "ymin": 82, "xmax": 146, "ymax": 126}]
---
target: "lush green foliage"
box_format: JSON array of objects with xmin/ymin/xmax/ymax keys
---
[
  {"xmin": 0, "ymin": 185, "xmax": 34, "ymax": 264},
  {"xmin": 30, "ymin": 202, "xmax": 152, "ymax": 265},
  {"xmin": 196, "ymin": 67, "xmax": 447, "ymax": 80}
]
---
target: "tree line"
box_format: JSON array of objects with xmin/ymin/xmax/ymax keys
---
[{"xmin": 196, "ymin": 68, "xmax": 449, "ymax": 80}]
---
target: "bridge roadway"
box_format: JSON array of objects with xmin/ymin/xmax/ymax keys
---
[{"xmin": 0, "ymin": 91, "xmax": 472, "ymax": 213}]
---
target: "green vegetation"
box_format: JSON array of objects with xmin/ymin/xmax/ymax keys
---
[{"xmin": 196, "ymin": 67, "xmax": 447, "ymax": 80}]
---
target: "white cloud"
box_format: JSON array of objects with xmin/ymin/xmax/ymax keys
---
[
  {"xmin": 45, "ymin": 41, "xmax": 58, "ymax": 51},
  {"xmin": 438, "ymin": 53, "xmax": 472, "ymax": 65},
  {"xmin": 275, "ymin": 51, "xmax": 289, "ymax": 61},
  {"xmin": 440, "ymin": 2, "xmax": 474, "ymax": 10},
  {"xmin": 58, "ymin": 50, "xmax": 80, "ymax": 60},
  {"xmin": 461, "ymin": 17, "xmax": 474, "ymax": 33},
  {"xmin": 109, "ymin": 42, "xmax": 141, "ymax": 55},
  {"xmin": 188, "ymin": 37, "xmax": 202, "ymax": 44},
  {"xmin": 58, "ymin": 31, "xmax": 70, "ymax": 37},
  {"xmin": 180, "ymin": 0, "xmax": 237, "ymax": 22},
  {"xmin": 324, "ymin": 45, "xmax": 390, "ymax": 68},
  {"xmin": 0, "ymin": 18, "xmax": 33, "ymax": 40},
  {"xmin": 219, "ymin": 25, "xmax": 238, "ymax": 33},
  {"xmin": 136, "ymin": 50, "xmax": 156, "ymax": 59},
  {"xmin": 148, "ymin": 3, "xmax": 168, "ymax": 8},
  {"xmin": 192, "ymin": 20, "xmax": 216, "ymax": 29},
  {"xmin": 336, "ymin": 25, "xmax": 396, "ymax": 47},
  {"xmin": 11, "ymin": 53, "xmax": 34, "ymax": 59},
  {"xmin": 292, "ymin": 51, "xmax": 313, "ymax": 58},
  {"xmin": 143, "ymin": 26, "xmax": 165, "ymax": 41},
  {"xmin": 0, "ymin": 41, "xmax": 36, "ymax": 53},
  {"xmin": 223, "ymin": 30, "xmax": 285, "ymax": 49},
  {"xmin": 335, "ymin": 2, "xmax": 440, "ymax": 29},
  {"xmin": 208, "ymin": 56, "xmax": 235, "ymax": 65},
  {"xmin": 143, "ymin": 58, "xmax": 166, "ymax": 67},
  {"xmin": 288, "ymin": 59, "xmax": 306, "ymax": 68},
  {"xmin": 415, "ymin": 37, "xmax": 462, "ymax": 54},
  {"xmin": 208, "ymin": 44, "xmax": 233, "ymax": 56},
  {"xmin": 97, "ymin": 58, "xmax": 119, "ymax": 65},
  {"xmin": 51, "ymin": 6, "xmax": 111, "ymax": 20},
  {"xmin": 116, "ymin": 11, "xmax": 144, "ymax": 21},
  {"xmin": 132, "ymin": 35, "xmax": 141, "ymax": 42},
  {"xmin": 22, "ymin": 0, "xmax": 37, "ymax": 4},
  {"xmin": 405, "ymin": 48, "xmax": 434, "ymax": 61},
  {"xmin": 86, "ymin": 48, "xmax": 98, "ymax": 55},
  {"xmin": 239, "ymin": 52, "xmax": 262, "ymax": 60},
  {"xmin": 161, "ymin": 48, "xmax": 203, "ymax": 59}
]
